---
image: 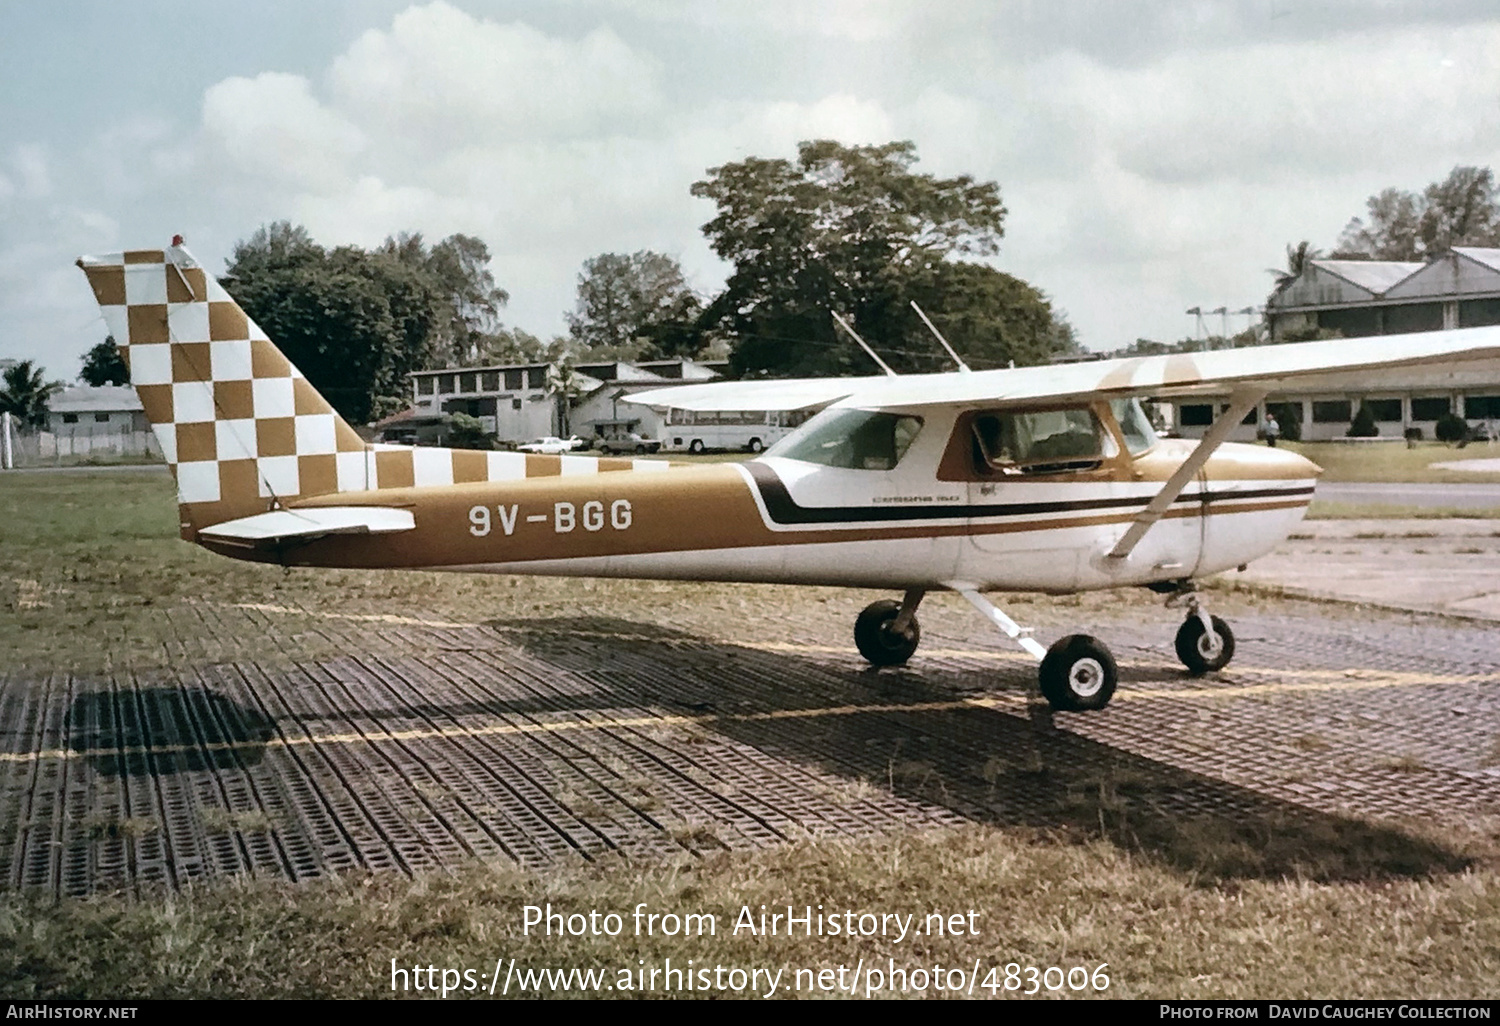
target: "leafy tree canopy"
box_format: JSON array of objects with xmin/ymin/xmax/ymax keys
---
[
  {"xmin": 225, "ymin": 223, "xmax": 447, "ymax": 423},
  {"xmin": 224, "ymin": 223, "xmax": 513, "ymax": 423},
  {"xmin": 1, "ymin": 360, "xmax": 63, "ymax": 428},
  {"xmin": 80, "ymin": 336, "xmax": 129, "ymax": 386},
  {"xmin": 567, "ymin": 251, "xmax": 703, "ymax": 359},
  {"xmin": 691, "ymin": 139, "xmax": 1070, "ymax": 376},
  {"xmin": 1334, "ymin": 165, "xmax": 1500, "ymax": 261}
]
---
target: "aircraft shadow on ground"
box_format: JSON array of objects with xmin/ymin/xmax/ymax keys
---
[
  {"xmin": 65, "ymin": 686, "xmax": 276, "ymax": 776},
  {"xmin": 476, "ymin": 614, "xmax": 1473, "ymax": 886}
]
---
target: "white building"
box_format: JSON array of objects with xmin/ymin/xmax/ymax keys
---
[{"xmin": 1170, "ymin": 249, "xmax": 1500, "ymax": 440}]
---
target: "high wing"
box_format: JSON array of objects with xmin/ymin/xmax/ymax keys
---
[{"xmin": 628, "ymin": 325, "xmax": 1500, "ymax": 412}]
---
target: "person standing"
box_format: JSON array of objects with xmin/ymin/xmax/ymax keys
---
[{"xmin": 1263, "ymin": 411, "xmax": 1280, "ymax": 447}]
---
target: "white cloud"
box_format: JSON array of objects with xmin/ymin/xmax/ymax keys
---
[{"xmin": 201, "ymin": 72, "xmax": 366, "ymax": 193}]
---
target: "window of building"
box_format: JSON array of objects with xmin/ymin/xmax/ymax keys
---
[
  {"xmin": 1179, "ymin": 404, "xmax": 1213, "ymax": 427},
  {"xmin": 459, "ymin": 373, "xmax": 477, "ymax": 393},
  {"xmin": 438, "ymin": 374, "xmax": 456, "ymax": 393},
  {"xmin": 512, "ymin": 398, "xmax": 522, "ymax": 411},
  {"xmin": 1411, "ymin": 397, "xmax": 1450, "ymax": 421},
  {"xmin": 62, "ymin": 413, "xmax": 78, "ymax": 424},
  {"xmin": 1312, "ymin": 401, "xmax": 1352, "ymax": 423},
  {"xmin": 527, "ymin": 368, "xmax": 546, "ymax": 389},
  {"xmin": 1465, "ymin": 395, "xmax": 1500, "ymax": 419},
  {"xmin": 94, "ymin": 412, "xmax": 110, "ymax": 423},
  {"xmin": 505, "ymin": 370, "xmax": 523, "ymax": 391},
  {"xmin": 417, "ymin": 377, "xmax": 436, "ymax": 395},
  {"xmin": 481, "ymin": 371, "xmax": 500, "ymax": 391},
  {"xmin": 1365, "ymin": 398, "xmax": 1401, "ymax": 421}
]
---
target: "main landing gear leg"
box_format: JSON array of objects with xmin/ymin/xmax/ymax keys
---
[
  {"xmin": 854, "ymin": 588, "xmax": 925, "ymax": 666},
  {"xmin": 1167, "ymin": 583, "xmax": 1236, "ymax": 674},
  {"xmin": 951, "ymin": 585, "xmax": 1118, "ymax": 712}
]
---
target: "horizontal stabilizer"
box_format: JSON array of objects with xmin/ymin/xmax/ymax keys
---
[{"xmin": 199, "ymin": 506, "xmax": 415, "ymax": 547}]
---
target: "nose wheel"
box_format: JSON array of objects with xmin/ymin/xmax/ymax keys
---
[
  {"xmin": 1175, "ymin": 614, "xmax": 1235, "ymax": 674},
  {"xmin": 1166, "ymin": 585, "xmax": 1235, "ymax": 674}
]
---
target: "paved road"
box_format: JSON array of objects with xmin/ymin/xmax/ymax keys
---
[{"xmin": 1317, "ymin": 481, "xmax": 1500, "ymax": 508}]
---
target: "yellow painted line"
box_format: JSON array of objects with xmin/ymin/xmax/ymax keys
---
[{"xmin": 4, "ymin": 661, "xmax": 1493, "ymax": 766}]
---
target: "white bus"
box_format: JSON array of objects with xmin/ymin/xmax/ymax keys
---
[{"xmin": 659, "ymin": 408, "xmax": 814, "ymax": 454}]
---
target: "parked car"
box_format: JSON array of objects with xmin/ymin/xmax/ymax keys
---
[
  {"xmin": 596, "ymin": 430, "xmax": 661, "ymax": 455},
  {"xmin": 516, "ymin": 435, "xmax": 583, "ymax": 454}
]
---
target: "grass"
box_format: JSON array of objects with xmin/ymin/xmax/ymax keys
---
[
  {"xmin": 1307, "ymin": 502, "xmax": 1500, "ymax": 520},
  {"xmin": 1, "ymin": 826, "xmax": 1496, "ymax": 1000},
  {"xmin": 1286, "ymin": 440, "xmax": 1500, "ymax": 483}
]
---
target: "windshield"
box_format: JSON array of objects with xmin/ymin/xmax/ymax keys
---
[
  {"xmin": 765, "ymin": 409, "xmax": 923, "ymax": 470},
  {"xmin": 1108, "ymin": 398, "xmax": 1158, "ymax": 454}
]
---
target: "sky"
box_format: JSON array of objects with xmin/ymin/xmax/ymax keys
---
[{"xmin": 4, "ymin": 0, "xmax": 1500, "ymax": 378}]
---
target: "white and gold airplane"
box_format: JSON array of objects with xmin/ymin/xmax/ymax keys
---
[{"xmin": 77, "ymin": 241, "xmax": 1500, "ymax": 711}]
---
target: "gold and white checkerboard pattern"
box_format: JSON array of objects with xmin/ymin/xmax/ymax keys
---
[{"xmin": 78, "ymin": 243, "xmax": 668, "ymax": 537}]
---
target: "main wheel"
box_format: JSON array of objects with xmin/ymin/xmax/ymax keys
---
[
  {"xmin": 747, "ymin": 437, "xmax": 764, "ymax": 453},
  {"xmin": 689, "ymin": 439, "xmax": 705, "ymax": 454},
  {"xmin": 1038, "ymin": 634, "xmax": 1118, "ymax": 711},
  {"xmin": 1175, "ymin": 615, "xmax": 1235, "ymax": 674},
  {"xmin": 854, "ymin": 599, "xmax": 920, "ymax": 666}
]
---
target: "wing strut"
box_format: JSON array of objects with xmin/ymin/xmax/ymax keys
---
[
  {"xmin": 909, "ymin": 301, "xmax": 971, "ymax": 373},
  {"xmin": 831, "ymin": 312, "xmax": 898, "ymax": 377},
  {"xmin": 1106, "ymin": 388, "xmax": 1265, "ymax": 560}
]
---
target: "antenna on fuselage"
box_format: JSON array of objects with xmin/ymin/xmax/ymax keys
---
[
  {"xmin": 909, "ymin": 301, "xmax": 972, "ymax": 373},
  {"xmin": 830, "ymin": 311, "xmax": 898, "ymax": 376}
]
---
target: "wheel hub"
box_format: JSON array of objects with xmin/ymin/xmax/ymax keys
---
[
  {"xmin": 1069, "ymin": 657, "xmax": 1104, "ymax": 697},
  {"xmin": 1197, "ymin": 631, "xmax": 1222, "ymax": 659}
]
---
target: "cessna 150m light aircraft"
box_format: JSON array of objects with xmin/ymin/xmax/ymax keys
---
[{"xmin": 77, "ymin": 241, "xmax": 1500, "ymax": 711}]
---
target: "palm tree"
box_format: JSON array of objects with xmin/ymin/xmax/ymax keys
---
[
  {"xmin": 0, "ymin": 361, "xmax": 63, "ymax": 428},
  {"xmin": 1268, "ymin": 240, "xmax": 1321, "ymax": 291}
]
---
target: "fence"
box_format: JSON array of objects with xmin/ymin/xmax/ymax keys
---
[{"xmin": 1, "ymin": 415, "xmax": 162, "ymax": 468}]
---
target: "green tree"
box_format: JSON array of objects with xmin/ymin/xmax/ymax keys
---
[
  {"xmin": 445, "ymin": 412, "xmax": 494, "ymax": 450},
  {"xmin": 691, "ymin": 140, "xmax": 1061, "ymax": 377},
  {"xmin": 1335, "ymin": 166, "xmax": 1500, "ymax": 260},
  {"xmin": 1347, "ymin": 402, "xmax": 1379, "ymax": 438},
  {"xmin": 225, "ymin": 222, "xmax": 446, "ymax": 424},
  {"xmin": 567, "ymin": 251, "xmax": 702, "ymax": 359},
  {"xmin": 1, "ymin": 360, "xmax": 63, "ymax": 428},
  {"xmin": 378, "ymin": 232, "xmax": 509, "ymax": 364},
  {"xmin": 79, "ymin": 337, "xmax": 129, "ymax": 386},
  {"xmin": 1268, "ymin": 240, "xmax": 1321, "ymax": 291}
]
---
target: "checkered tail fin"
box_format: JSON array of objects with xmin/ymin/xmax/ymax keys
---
[{"xmin": 76, "ymin": 242, "xmax": 372, "ymax": 540}]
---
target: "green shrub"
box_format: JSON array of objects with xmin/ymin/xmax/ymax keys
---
[
  {"xmin": 1435, "ymin": 412, "xmax": 1469, "ymax": 444},
  {"xmin": 1347, "ymin": 403, "xmax": 1379, "ymax": 438}
]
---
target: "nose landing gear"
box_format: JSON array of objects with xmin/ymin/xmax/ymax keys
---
[{"xmin": 1166, "ymin": 584, "xmax": 1235, "ymax": 674}]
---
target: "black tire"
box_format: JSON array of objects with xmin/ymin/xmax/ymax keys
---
[
  {"xmin": 747, "ymin": 437, "xmax": 763, "ymax": 453},
  {"xmin": 1038, "ymin": 634, "xmax": 1118, "ymax": 711},
  {"xmin": 854, "ymin": 599, "xmax": 920, "ymax": 666},
  {"xmin": 635, "ymin": 444, "xmax": 647, "ymax": 454},
  {"xmin": 689, "ymin": 439, "xmax": 705, "ymax": 454},
  {"xmin": 1175, "ymin": 615, "xmax": 1235, "ymax": 674}
]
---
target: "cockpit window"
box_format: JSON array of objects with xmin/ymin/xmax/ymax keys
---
[
  {"xmin": 1109, "ymin": 398, "xmax": 1158, "ymax": 455},
  {"xmin": 766, "ymin": 409, "xmax": 924, "ymax": 470},
  {"xmin": 972, "ymin": 407, "xmax": 1115, "ymax": 475}
]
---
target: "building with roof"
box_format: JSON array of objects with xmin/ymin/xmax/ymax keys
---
[
  {"xmin": 39, "ymin": 385, "xmax": 160, "ymax": 458},
  {"xmin": 1164, "ymin": 249, "xmax": 1500, "ymax": 442},
  {"xmin": 1266, "ymin": 249, "xmax": 1500, "ymax": 340},
  {"xmin": 406, "ymin": 358, "xmax": 723, "ymax": 445}
]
